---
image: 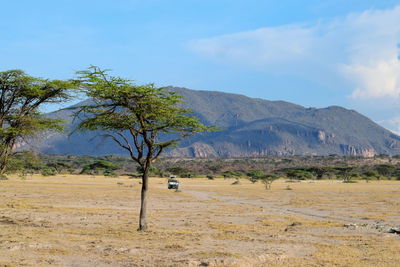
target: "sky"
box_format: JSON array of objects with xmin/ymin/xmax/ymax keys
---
[{"xmin": 1, "ymin": 0, "xmax": 400, "ymax": 133}]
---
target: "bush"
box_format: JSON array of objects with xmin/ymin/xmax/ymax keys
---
[
  {"xmin": 260, "ymin": 174, "xmax": 279, "ymax": 190},
  {"xmin": 136, "ymin": 165, "xmax": 162, "ymax": 176},
  {"xmin": 81, "ymin": 160, "xmax": 121, "ymax": 175},
  {"xmin": 104, "ymin": 170, "xmax": 118, "ymax": 177},
  {"xmin": 166, "ymin": 166, "xmax": 189, "ymax": 176},
  {"xmin": 247, "ymin": 170, "xmax": 265, "ymax": 178},
  {"xmin": 363, "ymin": 170, "xmax": 379, "ymax": 179},
  {"xmin": 223, "ymin": 171, "xmax": 242, "ymax": 178},
  {"xmin": 231, "ymin": 179, "xmax": 240, "ymax": 185},
  {"xmin": 180, "ymin": 172, "xmax": 196, "ymax": 178},
  {"xmin": 248, "ymin": 177, "xmax": 258, "ymax": 183},
  {"xmin": 286, "ymin": 169, "xmax": 313, "ymax": 180},
  {"xmin": 206, "ymin": 175, "xmax": 214, "ymax": 180},
  {"xmin": 41, "ymin": 168, "xmax": 57, "ymax": 176}
]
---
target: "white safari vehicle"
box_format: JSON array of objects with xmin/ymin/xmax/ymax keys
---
[{"xmin": 167, "ymin": 176, "xmax": 179, "ymax": 189}]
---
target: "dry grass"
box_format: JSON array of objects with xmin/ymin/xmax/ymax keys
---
[{"xmin": 0, "ymin": 175, "xmax": 399, "ymax": 266}]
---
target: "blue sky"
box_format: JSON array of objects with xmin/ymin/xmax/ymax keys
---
[{"xmin": 1, "ymin": 0, "xmax": 400, "ymax": 132}]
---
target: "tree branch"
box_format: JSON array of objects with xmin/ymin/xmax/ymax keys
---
[{"xmin": 102, "ymin": 133, "xmax": 139, "ymax": 163}]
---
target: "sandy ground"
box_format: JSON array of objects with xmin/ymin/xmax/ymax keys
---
[{"xmin": 0, "ymin": 175, "xmax": 400, "ymax": 266}]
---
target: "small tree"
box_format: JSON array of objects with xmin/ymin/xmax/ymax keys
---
[
  {"xmin": 286, "ymin": 169, "xmax": 312, "ymax": 181},
  {"xmin": 374, "ymin": 164, "xmax": 395, "ymax": 178},
  {"xmin": 260, "ymin": 174, "xmax": 279, "ymax": 190},
  {"xmin": 247, "ymin": 170, "xmax": 265, "ymax": 183},
  {"xmin": 75, "ymin": 67, "xmax": 212, "ymax": 231},
  {"xmin": 80, "ymin": 160, "xmax": 121, "ymax": 175},
  {"xmin": 363, "ymin": 170, "xmax": 379, "ymax": 182},
  {"xmin": 0, "ymin": 70, "xmax": 75, "ymax": 178},
  {"xmin": 334, "ymin": 166, "xmax": 356, "ymax": 182},
  {"xmin": 5, "ymin": 150, "xmax": 42, "ymax": 177}
]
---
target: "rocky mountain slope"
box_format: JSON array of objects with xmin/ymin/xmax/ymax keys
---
[{"xmin": 27, "ymin": 87, "xmax": 400, "ymax": 157}]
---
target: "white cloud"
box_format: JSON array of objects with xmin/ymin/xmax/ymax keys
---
[
  {"xmin": 345, "ymin": 59, "xmax": 400, "ymax": 98},
  {"xmin": 189, "ymin": 5, "xmax": 400, "ymax": 100},
  {"xmin": 379, "ymin": 115, "xmax": 400, "ymax": 135}
]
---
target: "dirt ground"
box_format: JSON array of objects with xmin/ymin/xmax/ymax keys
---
[{"xmin": 0, "ymin": 175, "xmax": 399, "ymax": 267}]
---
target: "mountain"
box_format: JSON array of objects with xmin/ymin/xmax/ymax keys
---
[{"xmin": 26, "ymin": 87, "xmax": 400, "ymax": 157}]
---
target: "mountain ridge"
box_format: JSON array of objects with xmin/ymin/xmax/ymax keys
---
[{"xmin": 25, "ymin": 86, "xmax": 400, "ymax": 157}]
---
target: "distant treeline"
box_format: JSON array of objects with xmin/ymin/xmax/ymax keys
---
[{"xmin": 6, "ymin": 151, "xmax": 400, "ymax": 181}]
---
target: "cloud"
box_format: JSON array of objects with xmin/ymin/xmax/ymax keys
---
[
  {"xmin": 189, "ymin": 5, "xmax": 400, "ymax": 99},
  {"xmin": 379, "ymin": 115, "xmax": 400, "ymax": 135}
]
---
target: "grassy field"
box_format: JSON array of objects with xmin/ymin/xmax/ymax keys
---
[{"xmin": 0, "ymin": 175, "xmax": 400, "ymax": 266}]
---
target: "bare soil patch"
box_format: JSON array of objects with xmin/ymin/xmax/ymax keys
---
[{"xmin": 0, "ymin": 175, "xmax": 399, "ymax": 266}]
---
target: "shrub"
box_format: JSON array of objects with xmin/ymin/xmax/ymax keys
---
[
  {"xmin": 180, "ymin": 172, "xmax": 196, "ymax": 178},
  {"xmin": 223, "ymin": 171, "xmax": 242, "ymax": 178},
  {"xmin": 363, "ymin": 170, "xmax": 379, "ymax": 179},
  {"xmin": 104, "ymin": 170, "xmax": 118, "ymax": 177},
  {"xmin": 246, "ymin": 170, "xmax": 265, "ymax": 183},
  {"xmin": 81, "ymin": 160, "xmax": 121, "ymax": 175},
  {"xmin": 231, "ymin": 180, "xmax": 240, "ymax": 185},
  {"xmin": 166, "ymin": 166, "xmax": 189, "ymax": 176},
  {"xmin": 286, "ymin": 169, "xmax": 312, "ymax": 180},
  {"xmin": 41, "ymin": 168, "xmax": 57, "ymax": 176},
  {"xmin": 248, "ymin": 177, "xmax": 258, "ymax": 183},
  {"xmin": 247, "ymin": 170, "xmax": 265, "ymax": 178},
  {"xmin": 260, "ymin": 174, "xmax": 279, "ymax": 190}
]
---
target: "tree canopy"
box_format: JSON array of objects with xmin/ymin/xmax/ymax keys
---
[
  {"xmin": 75, "ymin": 66, "xmax": 214, "ymax": 230},
  {"xmin": 0, "ymin": 70, "xmax": 76, "ymax": 176}
]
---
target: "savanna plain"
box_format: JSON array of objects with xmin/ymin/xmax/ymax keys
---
[{"xmin": 1, "ymin": 175, "xmax": 400, "ymax": 267}]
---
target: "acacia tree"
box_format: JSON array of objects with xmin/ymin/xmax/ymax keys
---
[
  {"xmin": 75, "ymin": 66, "xmax": 212, "ymax": 231},
  {"xmin": 0, "ymin": 70, "xmax": 76, "ymax": 177}
]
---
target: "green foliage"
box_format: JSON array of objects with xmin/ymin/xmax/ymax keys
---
[
  {"xmin": 41, "ymin": 168, "xmax": 57, "ymax": 176},
  {"xmin": 363, "ymin": 170, "xmax": 379, "ymax": 178},
  {"xmin": 247, "ymin": 170, "xmax": 265, "ymax": 179},
  {"xmin": 231, "ymin": 179, "xmax": 240, "ymax": 185},
  {"xmin": 206, "ymin": 175, "xmax": 214, "ymax": 180},
  {"xmin": 179, "ymin": 172, "xmax": 196, "ymax": 178},
  {"xmin": 46, "ymin": 161, "xmax": 72, "ymax": 173},
  {"xmin": 307, "ymin": 166, "xmax": 332, "ymax": 179},
  {"xmin": 207, "ymin": 164, "xmax": 223, "ymax": 173},
  {"xmin": 222, "ymin": 170, "xmax": 242, "ymax": 178},
  {"xmin": 166, "ymin": 166, "xmax": 189, "ymax": 176},
  {"xmin": 259, "ymin": 174, "xmax": 279, "ymax": 190},
  {"xmin": 246, "ymin": 170, "xmax": 265, "ymax": 183},
  {"xmin": 6, "ymin": 151, "xmax": 42, "ymax": 174},
  {"xmin": 374, "ymin": 164, "xmax": 395, "ymax": 177},
  {"xmin": 74, "ymin": 66, "xmax": 213, "ymax": 231},
  {"xmin": 104, "ymin": 170, "xmax": 118, "ymax": 177},
  {"xmin": 248, "ymin": 176, "xmax": 258, "ymax": 183},
  {"xmin": 285, "ymin": 169, "xmax": 313, "ymax": 180},
  {"xmin": 0, "ymin": 70, "xmax": 76, "ymax": 175},
  {"xmin": 349, "ymin": 172, "xmax": 361, "ymax": 179},
  {"xmin": 137, "ymin": 165, "xmax": 158, "ymax": 175},
  {"xmin": 74, "ymin": 66, "xmax": 214, "ymax": 169},
  {"xmin": 80, "ymin": 160, "xmax": 121, "ymax": 175},
  {"xmin": 343, "ymin": 180, "xmax": 358, "ymax": 183},
  {"xmin": 333, "ymin": 166, "xmax": 356, "ymax": 181},
  {"xmin": 392, "ymin": 169, "xmax": 400, "ymax": 180}
]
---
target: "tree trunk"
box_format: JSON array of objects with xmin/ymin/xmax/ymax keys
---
[
  {"xmin": 0, "ymin": 142, "xmax": 13, "ymax": 178},
  {"xmin": 138, "ymin": 164, "xmax": 150, "ymax": 231}
]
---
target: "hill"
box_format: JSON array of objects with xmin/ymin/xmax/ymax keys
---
[{"xmin": 25, "ymin": 87, "xmax": 400, "ymax": 157}]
